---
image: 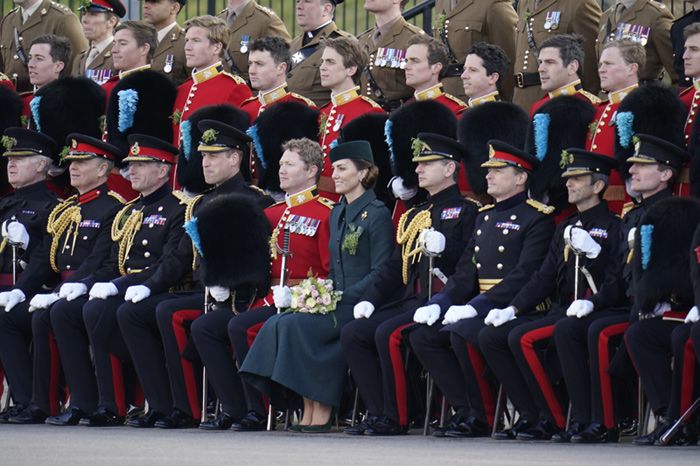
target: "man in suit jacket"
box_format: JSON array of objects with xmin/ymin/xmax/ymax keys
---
[{"xmin": 143, "ymin": 0, "xmax": 189, "ymax": 86}]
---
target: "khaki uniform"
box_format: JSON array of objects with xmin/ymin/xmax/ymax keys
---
[
  {"xmin": 358, "ymin": 16, "xmax": 424, "ymax": 111},
  {"xmin": 217, "ymin": 0, "xmax": 290, "ymax": 82},
  {"xmin": 152, "ymin": 23, "xmax": 189, "ymax": 87},
  {"xmin": 433, "ymin": 0, "xmax": 518, "ymax": 101},
  {"xmin": 0, "ymin": 0, "xmax": 87, "ymax": 93},
  {"xmin": 512, "ymin": 0, "xmax": 601, "ymax": 112},
  {"xmin": 287, "ymin": 21, "xmax": 353, "ymax": 108},
  {"xmin": 71, "ymin": 43, "xmax": 115, "ymax": 85},
  {"xmin": 596, "ymin": 0, "xmax": 675, "ymax": 83}
]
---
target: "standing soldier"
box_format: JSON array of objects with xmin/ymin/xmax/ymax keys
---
[
  {"xmin": 358, "ymin": 0, "xmax": 424, "ymax": 112},
  {"xmin": 460, "ymin": 42, "xmax": 509, "ymax": 108},
  {"xmin": 671, "ymin": 0, "xmax": 700, "ymax": 88},
  {"xmin": 102, "ymin": 21, "xmax": 159, "ymax": 100},
  {"xmin": 596, "ymin": 0, "xmax": 676, "ymax": 85},
  {"xmin": 216, "ymin": 0, "xmax": 290, "ymax": 82},
  {"xmin": 287, "ymin": 0, "xmax": 353, "ymax": 108},
  {"xmin": 678, "ymin": 23, "xmax": 700, "ymax": 197},
  {"xmin": 432, "ymin": 0, "xmax": 517, "ymax": 101},
  {"xmin": 0, "ymin": 0, "xmax": 87, "ymax": 93},
  {"xmin": 511, "ymin": 0, "xmax": 600, "ymax": 112},
  {"xmin": 142, "ymin": 0, "xmax": 189, "ymax": 86},
  {"xmin": 72, "ymin": 0, "xmax": 125, "ymax": 85},
  {"xmin": 22, "ymin": 34, "xmax": 71, "ymax": 116}
]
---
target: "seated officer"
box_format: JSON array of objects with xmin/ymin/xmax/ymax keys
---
[
  {"xmin": 478, "ymin": 149, "xmax": 622, "ymax": 441},
  {"xmin": 48, "ymin": 135, "xmax": 183, "ymax": 427},
  {"xmin": 461, "ymin": 42, "xmax": 508, "ymax": 108},
  {"xmin": 409, "ymin": 141, "xmax": 554, "ymax": 437},
  {"xmin": 2, "ymin": 133, "xmax": 125, "ymax": 425},
  {"xmin": 341, "ymin": 133, "xmax": 478, "ymax": 436},
  {"xmin": 118, "ymin": 121, "xmax": 272, "ymax": 429}
]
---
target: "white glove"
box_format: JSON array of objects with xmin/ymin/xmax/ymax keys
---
[
  {"xmin": 1, "ymin": 289, "xmax": 25, "ymax": 312},
  {"xmin": 565, "ymin": 226, "xmax": 601, "ymax": 259},
  {"xmin": 652, "ymin": 301, "xmax": 671, "ymax": 318},
  {"xmin": 413, "ymin": 303, "xmax": 441, "ymax": 326},
  {"xmin": 89, "ymin": 282, "xmax": 119, "ymax": 300},
  {"xmin": 442, "ymin": 304, "xmax": 477, "ymax": 325},
  {"xmin": 685, "ymin": 306, "xmax": 700, "ymax": 324},
  {"xmin": 124, "ymin": 285, "xmax": 151, "ymax": 303},
  {"xmin": 272, "ymin": 285, "xmax": 291, "ymax": 308},
  {"xmin": 420, "ymin": 228, "xmax": 446, "ymax": 255},
  {"xmin": 58, "ymin": 282, "xmax": 88, "ymax": 301},
  {"xmin": 390, "ymin": 176, "xmax": 418, "ymax": 201},
  {"xmin": 353, "ymin": 301, "xmax": 375, "ymax": 319},
  {"xmin": 2, "ymin": 221, "xmax": 29, "ymax": 249},
  {"xmin": 28, "ymin": 292, "xmax": 60, "ymax": 312},
  {"xmin": 484, "ymin": 306, "xmax": 517, "ymax": 327},
  {"xmin": 566, "ymin": 299, "xmax": 594, "ymax": 319},
  {"xmin": 209, "ymin": 285, "xmax": 231, "ymax": 303}
]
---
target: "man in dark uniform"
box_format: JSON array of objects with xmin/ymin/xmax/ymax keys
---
[
  {"xmin": 118, "ymin": 120, "xmax": 273, "ymax": 429},
  {"xmin": 409, "ymin": 141, "xmax": 553, "ymax": 437},
  {"xmin": 216, "ymin": 0, "xmax": 290, "ymax": 82},
  {"xmin": 71, "ymin": 0, "xmax": 125, "ymax": 85},
  {"xmin": 0, "ymin": 0, "xmax": 88, "ymax": 93},
  {"xmin": 341, "ymin": 133, "xmax": 478, "ymax": 435},
  {"xmin": 143, "ymin": 0, "xmax": 189, "ymax": 86},
  {"xmin": 48, "ymin": 135, "xmax": 184, "ymax": 427},
  {"xmin": 0, "ymin": 128, "xmax": 58, "ymax": 422},
  {"xmin": 1, "ymin": 131, "xmax": 125, "ymax": 424},
  {"xmin": 671, "ymin": 0, "xmax": 700, "ymax": 87},
  {"xmin": 478, "ymin": 148, "xmax": 622, "ymax": 441},
  {"xmin": 357, "ymin": 0, "xmax": 425, "ymax": 112},
  {"xmin": 287, "ymin": 0, "xmax": 353, "ymax": 107}
]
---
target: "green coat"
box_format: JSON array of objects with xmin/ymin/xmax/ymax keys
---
[{"xmin": 240, "ymin": 190, "xmax": 393, "ymax": 406}]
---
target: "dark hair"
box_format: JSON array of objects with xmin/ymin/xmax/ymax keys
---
[
  {"xmin": 407, "ymin": 34, "xmax": 449, "ymax": 79},
  {"xmin": 30, "ymin": 34, "xmax": 71, "ymax": 66},
  {"xmin": 685, "ymin": 22, "xmax": 700, "ymax": 40},
  {"xmin": 466, "ymin": 42, "xmax": 509, "ymax": 86},
  {"xmin": 115, "ymin": 21, "xmax": 158, "ymax": 62},
  {"xmin": 322, "ymin": 36, "xmax": 367, "ymax": 84},
  {"xmin": 351, "ymin": 159, "xmax": 379, "ymax": 190},
  {"xmin": 250, "ymin": 36, "xmax": 292, "ymax": 71},
  {"xmin": 539, "ymin": 33, "xmax": 585, "ymax": 78}
]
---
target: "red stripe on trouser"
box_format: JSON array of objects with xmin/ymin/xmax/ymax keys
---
[
  {"xmin": 134, "ymin": 380, "xmax": 144, "ymax": 407},
  {"xmin": 110, "ymin": 354, "xmax": 126, "ymax": 416},
  {"xmin": 519, "ymin": 325, "xmax": 566, "ymax": 428},
  {"xmin": 0, "ymin": 363, "xmax": 4, "ymax": 400},
  {"xmin": 48, "ymin": 331, "xmax": 61, "ymax": 416},
  {"xmin": 246, "ymin": 322, "xmax": 265, "ymax": 347},
  {"xmin": 681, "ymin": 338, "xmax": 696, "ymax": 414},
  {"xmin": 466, "ymin": 343, "xmax": 496, "ymax": 427},
  {"xmin": 172, "ymin": 310, "xmax": 203, "ymax": 418},
  {"xmin": 388, "ymin": 323, "xmax": 413, "ymax": 426},
  {"xmin": 598, "ymin": 322, "xmax": 628, "ymax": 429}
]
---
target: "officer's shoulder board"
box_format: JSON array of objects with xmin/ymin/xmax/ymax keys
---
[
  {"xmin": 222, "ymin": 71, "xmax": 248, "ymax": 86},
  {"xmin": 171, "ymin": 190, "xmax": 191, "ymax": 205},
  {"xmin": 464, "ymin": 197, "xmax": 482, "ymax": 208},
  {"xmin": 478, "ymin": 204, "xmax": 495, "ymax": 212},
  {"xmin": 256, "ymin": 4, "xmax": 279, "ymax": 18},
  {"xmin": 360, "ymin": 96, "xmax": 383, "ymax": 109},
  {"xmin": 648, "ymin": 0, "xmax": 667, "ymax": 12},
  {"xmin": 291, "ymin": 92, "xmax": 317, "ymax": 107},
  {"xmin": 580, "ymin": 90, "xmax": 602, "ymax": 105},
  {"xmin": 335, "ymin": 29, "xmax": 355, "ymax": 39},
  {"xmin": 318, "ymin": 197, "xmax": 335, "ymax": 209},
  {"xmin": 108, "ymin": 191, "xmax": 127, "ymax": 204},
  {"xmin": 49, "ymin": 1, "xmax": 73, "ymax": 14},
  {"xmin": 526, "ymin": 199, "xmax": 555, "ymax": 215},
  {"xmin": 247, "ymin": 184, "xmax": 269, "ymax": 196},
  {"xmin": 620, "ymin": 201, "xmax": 636, "ymax": 218},
  {"xmin": 444, "ymin": 93, "xmax": 468, "ymax": 108}
]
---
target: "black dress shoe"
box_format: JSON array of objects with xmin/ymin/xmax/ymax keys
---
[
  {"xmin": 154, "ymin": 409, "xmax": 199, "ymax": 429},
  {"xmin": 8, "ymin": 405, "xmax": 47, "ymax": 424},
  {"xmin": 126, "ymin": 410, "xmax": 166, "ymax": 428},
  {"xmin": 517, "ymin": 419, "xmax": 559, "ymax": 441},
  {"xmin": 633, "ymin": 418, "xmax": 671, "ymax": 446},
  {"xmin": 493, "ymin": 419, "xmax": 534, "ymax": 440},
  {"xmin": 445, "ymin": 416, "xmax": 489, "ymax": 438},
  {"xmin": 200, "ymin": 412, "xmax": 236, "ymax": 431},
  {"xmin": 365, "ymin": 416, "xmax": 408, "ymax": 436},
  {"xmin": 0, "ymin": 404, "xmax": 27, "ymax": 424},
  {"xmin": 45, "ymin": 407, "xmax": 87, "ymax": 426},
  {"xmin": 571, "ymin": 422, "xmax": 619, "ymax": 444},
  {"xmin": 79, "ymin": 407, "xmax": 124, "ymax": 427},
  {"xmin": 344, "ymin": 415, "xmax": 379, "ymax": 435},
  {"xmin": 551, "ymin": 421, "xmax": 587, "ymax": 443},
  {"xmin": 230, "ymin": 410, "xmax": 267, "ymax": 432}
]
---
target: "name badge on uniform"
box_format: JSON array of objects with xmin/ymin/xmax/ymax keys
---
[
  {"xmin": 79, "ymin": 219, "xmax": 101, "ymax": 228},
  {"xmin": 291, "ymin": 51, "xmax": 305, "ymax": 66},
  {"xmin": 332, "ymin": 113, "xmax": 344, "ymax": 132},
  {"xmin": 21, "ymin": 209, "xmax": 35, "ymax": 215},
  {"xmin": 240, "ymin": 35, "xmax": 250, "ymax": 54},
  {"xmin": 589, "ymin": 228, "xmax": 608, "ymax": 239},
  {"xmin": 143, "ymin": 214, "xmax": 167, "ymax": 226},
  {"xmin": 441, "ymin": 207, "xmax": 462, "ymax": 220},
  {"xmin": 544, "ymin": 11, "xmax": 561, "ymax": 30},
  {"xmin": 164, "ymin": 54, "xmax": 174, "ymax": 73},
  {"xmin": 495, "ymin": 221, "xmax": 520, "ymax": 231}
]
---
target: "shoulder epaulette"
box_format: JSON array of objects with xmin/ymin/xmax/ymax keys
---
[
  {"xmin": 335, "ymin": 29, "xmax": 355, "ymax": 38},
  {"xmin": 49, "ymin": 1, "xmax": 71, "ymax": 14},
  {"xmin": 0, "ymin": 72, "xmax": 10, "ymax": 81},
  {"xmin": 621, "ymin": 201, "xmax": 636, "ymax": 218},
  {"xmin": 318, "ymin": 197, "xmax": 335, "ymax": 209},
  {"xmin": 649, "ymin": 0, "xmax": 666, "ymax": 11},
  {"xmin": 270, "ymin": 200, "xmax": 286, "ymax": 208},
  {"xmin": 184, "ymin": 194, "xmax": 204, "ymax": 222},
  {"xmin": 171, "ymin": 190, "xmax": 191, "ymax": 205},
  {"xmin": 464, "ymin": 197, "xmax": 482, "ymax": 208},
  {"xmin": 241, "ymin": 95, "xmax": 257, "ymax": 105},
  {"xmin": 217, "ymin": 8, "xmax": 227, "ymax": 16},
  {"xmin": 479, "ymin": 204, "xmax": 495, "ymax": 212},
  {"xmin": 256, "ymin": 4, "xmax": 277, "ymax": 17},
  {"xmin": 222, "ymin": 71, "xmax": 247, "ymax": 85},
  {"xmin": 526, "ymin": 199, "xmax": 555, "ymax": 214},
  {"xmin": 291, "ymin": 92, "xmax": 317, "ymax": 107},
  {"xmin": 580, "ymin": 90, "xmax": 602, "ymax": 105},
  {"xmin": 247, "ymin": 184, "xmax": 269, "ymax": 196},
  {"xmin": 357, "ymin": 29, "xmax": 373, "ymax": 40},
  {"xmin": 108, "ymin": 191, "xmax": 127, "ymax": 204},
  {"xmin": 360, "ymin": 95, "xmax": 383, "ymax": 109},
  {"xmin": 444, "ymin": 93, "xmax": 468, "ymax": 108}
]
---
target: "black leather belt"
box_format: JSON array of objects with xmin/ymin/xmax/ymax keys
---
[{"xmin": 514, "ymin": 72, "xmax": 541, "ymax": 88}]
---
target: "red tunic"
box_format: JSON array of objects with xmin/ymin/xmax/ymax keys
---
[
  {"xmin": 529, "ymin": 80, "xmax": 601, "ymax": 116},
  {"xmin": 679, "ymin": 85, "xmax": 699, "ymax": 197},
  {"xmin": 240, "ymin": 85, "xmax": 315, "ymax": 123}
]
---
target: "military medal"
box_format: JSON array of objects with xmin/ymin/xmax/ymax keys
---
[
  {"xmin": 164, "ymin": 54, "xmax": 174, "ymax": 73},
  {"xmin": 378, "ymin": 48, "xmax": 387, "ymax": 67},
  {"xmin": 639, "ymin": 26, "xmax": 650, "ymax": 46},
  {"xmin": 332, "ymin": 114, "xmax": 344, "ymax": 132},
  {"xmin": 240, "ymin": 35, "xmax": 250, "ymax": 54},
  {"xmin": 399, "ymin": 49, "xmax": 407, "ymax": 69}
]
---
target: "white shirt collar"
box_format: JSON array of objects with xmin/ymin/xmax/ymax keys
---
[
  {"xmin": 21, "ymin": 0, "xmax": 42, "ymax": 22},
  {"xmin": 157, "ymin": 22, "xmax": 178, "ymax": 43},
  {"xmin": 92, "ymin": 35, "xmax": 114, "ymax": 55}
]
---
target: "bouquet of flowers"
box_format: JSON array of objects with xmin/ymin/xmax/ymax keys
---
[{"xmin": 289, "ymin": 271, "xmax": 343, "ymax": 326}]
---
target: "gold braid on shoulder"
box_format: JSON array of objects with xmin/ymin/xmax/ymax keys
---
[
  {"xmin": 46, "ymin": 196, "xmax": 81, "ymax": 273},
  {"xmin": 111, "ymin": 203, "xmax": 144, "ymax": 276},
  {"xmin": 396, "ymin": 207, "xmax": 432, "ymax": 284},
  {"xmin": 185, "ymin": 195, "xmax": 203, "ymax": 270}
]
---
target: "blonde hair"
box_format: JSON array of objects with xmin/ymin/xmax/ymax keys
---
[{"xmin": 185, "ymin": 15, "xmax": 230, "ymax": 57}]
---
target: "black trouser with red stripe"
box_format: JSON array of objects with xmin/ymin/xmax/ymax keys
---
[
  {"xmin": 227, "ymin": 305, "xmax": 277, "ymax": 416},
  {"xmin": 117, "ymin": 292, "xmax": 183, "ymax": 415},
  {"xmin": 191, "ymin": 307, "xmax": 247, "ymax": 419},
  {"xmin": 0, "ymin": 302, "xmax": 62, "ymax": 414},
  {"xmin": 478, "ymin": 314, "xmax": 546, "ymax": 424},
  {"xmin": 554, "ymin": 310, "xmax": 626, "ymax": 425},
  {"xmin": 625, "ymin": 317, "xmax": 681, "ymax": 416},
  {"xmin": 668, "ymin": 323, "xmax": 700, "ymax": 419},
  {"xmin": 340, "ymin": 297, "xmax": 421, "ymax": 427}
]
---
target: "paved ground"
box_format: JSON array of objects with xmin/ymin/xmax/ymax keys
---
[{"xmin": 0, "ymin": 426, "xmax": 698, "ymax": 465}]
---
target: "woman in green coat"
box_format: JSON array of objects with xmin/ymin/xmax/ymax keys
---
[{"xmin": 239, "ymin": 140, "xmax": 394, "ymax": 432}]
